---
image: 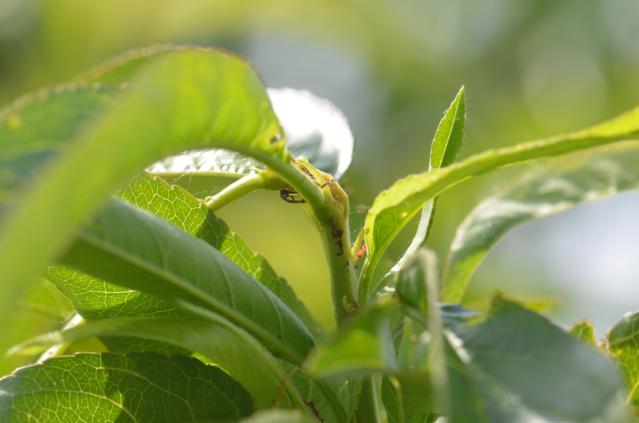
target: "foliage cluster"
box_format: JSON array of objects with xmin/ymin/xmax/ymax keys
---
[{"xmin": 2, "ymin": 46, "xmax": 639, "ymax": 422}]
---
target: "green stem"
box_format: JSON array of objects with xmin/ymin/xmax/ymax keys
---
[
  {"xmin": 205, "ymin": 171, "xmax": 278, "ymax": 211},
  {"xmin": 260, "ymin": 154, "xmax": 358, "ymax": 326},
  {"xmin": 356, "ymin": 377, "xmax": 381, "ymax": 423},
  {"xmin": 359, "ymin": 133, "xmax": 639, "ymax": 302}
]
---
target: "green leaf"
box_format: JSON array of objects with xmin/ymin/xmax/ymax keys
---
[
  {"xmin": 359, "ymin": 106, "xmax": 639, "ymax": 301},
  {"xmin": 0, "ymin": 352, "xmax": 253, "ymax": 422},
  {"xmin": 381, "ymin": 375, "xmax": 437, "ymax": 423},
  {"xmin": 284, "ymin": 363, "xmax": 355, "ymax": 423},
  {"xmin": 430, "ymin": 86, "xmax": 465, "ymax": 169},
  {"xmin": 57, "ymin": 197, "xmax": 315, "ymax": 364},
  {"xmin": 8, "ymin": 316, "xmax": 305, "ymax": 409},
  {"xmin": 18, "ymin": 279, "xmax": 74, "ymax": 322},
  {"xmin": 388, "ymin": 250, "xmax": 448, "ymax": 422},
  {"xmin": 570, "ymin": 320, "xmax": 598, "ymax": 347},
  {"xmin": 150, "ymin": 88, "xmax": 354, "ymax": 182},
  {"xmin": 307, "ymin": 301, "xmax": 401, "ymax": 378},
  {"xmin": 81, "ymin": 48, "xmax": 353, "ymax": 182},
  {"xmin": 608, "ymin": 311, "xmax": 639, "ymax": 404},
  {"xmin": 240, "ymin": 410, "xmax": 317, "ymax": 423},
  {"xmin": 0, "ymin": 84, "xmax": 122, "ymax": 214},
  {"xmin": 49, "ymin": 174, "xmax": 320, "ymax": 337},
  {"xmin": 452, "ymin": 296, "xmax": 625, "ymax": 421},
  {"xmin": 268, "ymin": 88, "xmax": 353, "ymax": 179},
  {"xmin": 383, "ymin": 87, "xmax": 465, "ymax": 287},
  {"xmin": 0, "ymin": 47, "xmax": 288, "ymax": 316},
  {"xmin": 442, "ymin": 142, "xmax": 639, "ymax": 302}
]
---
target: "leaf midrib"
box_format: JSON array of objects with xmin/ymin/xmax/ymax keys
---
[{"xmin": 75, "ymin": 226, "xmax": 304, "ymax": 364}]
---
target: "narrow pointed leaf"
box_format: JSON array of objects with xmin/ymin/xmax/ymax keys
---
[
  {"xmin": 0, "ymin": 47, "xmax": 288, "ymax": 316},
  {"xmin": 360, "ymin": 107, "xmax": 639, "ymax": 300},
  {"xmin": 0, "ymin": 352, "xmax": 253, "ymax": 422},
  {"xmin": 57, "ymin": 197, "xmax": 315, "ymax": 364},
  {"xmin": 430, "ymin": 86, "xmax": 466, "ymax": 169},
  {"xmin": 442, "ymin": 142, "xmax": 639, "ymax": 302}
]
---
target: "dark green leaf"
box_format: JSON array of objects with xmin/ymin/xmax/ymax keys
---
[
  {"xmin": 382, "ymin": 375, "xmax": 437, "ymax": 423},
  {"xmin": 48, "ymin": 174, "xmax": 320, "ymax": 338},
  {"xmin": 452, "ymin": 296, "xmax": 626, "ymax": 421},
  {"xmin": 443, "ymin": 143, "xmax": 639, "ymax": 302},
  {"xmin": 58, "ymin": 197, "xmax": 315, "ymax": 364},
  {"xmin": 8, "ymin": 316, "xmax": 306, "ymax": 409},
  {"xmin": 0, "ymin": 352, "xmax": 253, "ymax": 422}
]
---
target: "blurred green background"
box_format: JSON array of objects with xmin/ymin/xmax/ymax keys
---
[{"xmin": 2, "ymin": 0, "xmax": 639, "ymax": 373}]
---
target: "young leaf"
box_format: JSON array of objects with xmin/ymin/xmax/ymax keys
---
[
  {"xmin": 442, "ymin": 142, "xmax": 639, "ymax": 302},
  {"xmin": 359, "ymin": 107, "xmax": 639, "ymax": 301},
  {"xmin": 570, "ymin": 320, "xmax": 598, "ymax": 347},
  {"xmin": 608, "ymin": 311, "xmax": 639, "ymax": 405},
  {"xmin": 0, "ymin": 352, "xmax": 253, "ymax": 422},
  {"xmin": 385, "ymin": 87, "xmax": 465, "ymax": 284},
  {"xmin": 430, "ymin": 86, "xmax": 466, "ymax": 169},
  {"xmin": 0, "ymin": 48, "xmax": 287, "ymax": 317},
  {"xmin": 57, "ymin": 197, "xmax": 315, "ymax": 364},
  {"xmin": 452, "ymin": 296, "xmax": 626, "ymax": 421}
]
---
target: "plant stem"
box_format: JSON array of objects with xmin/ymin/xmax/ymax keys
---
[
  {"xmin": 260, "ymin": 154, "xmax": 358, "ymax": 326},
  {"xmin": 205, "ymin": 171, "xmax": 278, "ymax": 211},
  {"xmin": 356, "ymin": 377, "xmax": 382, "ymax": 423}
]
